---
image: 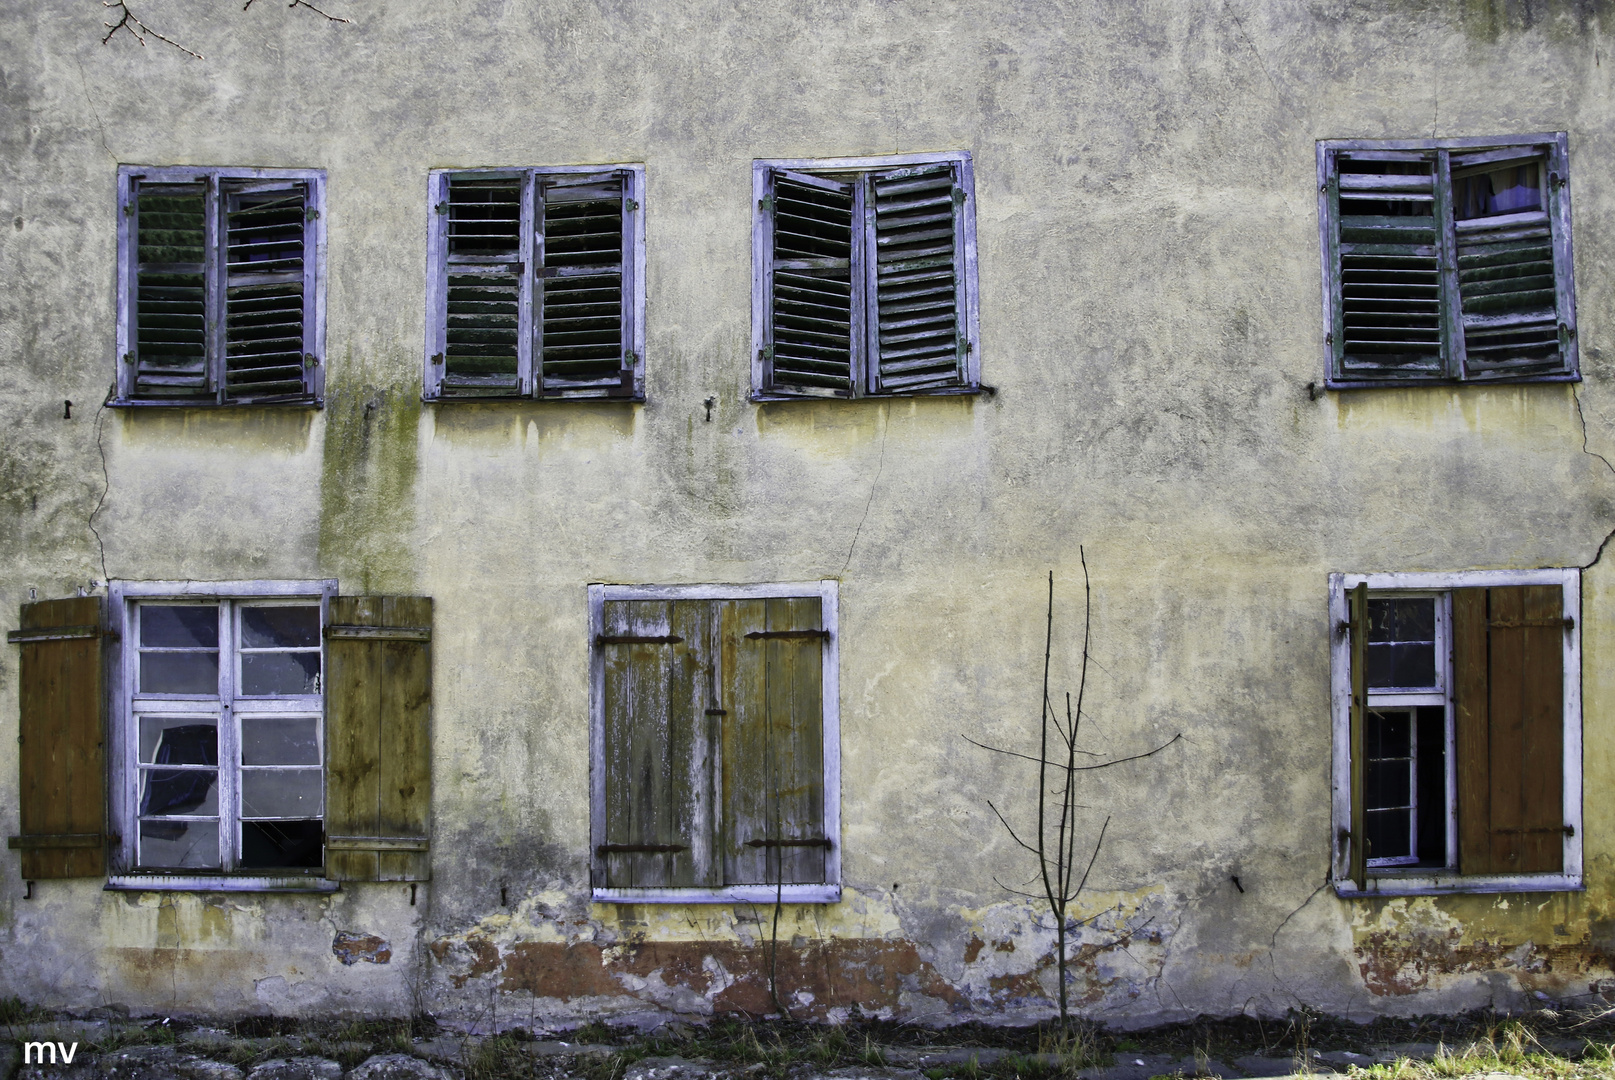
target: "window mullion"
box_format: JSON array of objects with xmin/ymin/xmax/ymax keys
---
[
  {"xmin": 218, "ymin": 602, "xmax": 240, "ymax": 871},
  {"xmin": 1434, "ymin": 150, "xmax": 1465, "ymax": 380},
  {"xmin": 520, "ymin": 171, "xmax": 538, "ymax": 398},
  {"xmin": 205, "ymin": 174, "xmax": 226, "ymax": 404},
  {"xmin": 857, "ymin": 174, "xmax": 875, "ymax": 398}
]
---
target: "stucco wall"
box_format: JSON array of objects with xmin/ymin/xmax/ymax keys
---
[{"xmin": 3, "ymin": 0, "xmax": 1615, "ymax": 1026}]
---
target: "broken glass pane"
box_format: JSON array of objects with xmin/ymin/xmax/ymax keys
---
[
  {"xmin": 141, "ymin": 605, "xmax": 219, "ymax": 648},
  {"xmin": 139, "ymin": 768, "xmax": 218, "ymax": 816},
  {"xmin": 139, "ymin": 718, "xmax": 218, "ymax": 765},
  {"xmin": 241, "ymin": 820, "xmax": 323, "ymax": 869},
  {"xmin": 240, "ymin": 769, "xmax": 323, "ymax": 818},
  {"xmin": 1454, "ymin": 161, "xmax": 1543, "ymax": 220},
  {"xmin": 242, "ymin": 717, "xmax": 320, "ymax": 765},
  {"xmin": 139, "ymin": 819, "xmax": 221, "ymax": 869},
  {"xmin": 241, "ymin": 606, "xmax": 319, "ymax": 648},
  {"xmin": 240, "ymin": 651, "xmax": 321, "ymax": 695}
]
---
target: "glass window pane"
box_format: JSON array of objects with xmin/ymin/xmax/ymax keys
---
[
  {"xmin": 241, "ymin": 769, "xmax": 323, "ymax": 818},
  {"xmin": 242, "ymin": 718, "xmax": 320, "ymax": 766},
  {"xmin": 139, "ymin": 819, "xmax": 220, "ymax": 869},
  {"xmin": 1368, "ymin": 642, "xmax": 1436, "ymax": 689},
  {"xmin": 1366, "ymin": 598, "xmax": 1437, "ymax": 688},
  {"xmin": 140, "ymin": 651, "xmax": 219, "ymax": 695},
  {"xmin": 1367, "ymin": 760, "xmax": 1413, "ymax": 808},
  {"xmin": 139, "ymin": 719, "xmax": 218, "ymax": 765},
  {"xmin": 1454, "ymin": 161, "xmax": 1543, "ymax": 219},
  {"xmin": 140, "ymin": 605, "xmax": 219, "ymax": 648},
  {"xmin": 1366, "ymin": 809, "xmax": 1412, "ymax": 861},
  {"xmin": 241, "ymin": 820, "xmax": 323, "ymax": 869},
  {"xmin": 240, "ymin": 651, "xmax": 321, "ymax": 696},
  {"xmin": 242, "ymin": 606, "xmax": 320, "ymax": 649},
  {"xmin": 1365, "ymin": 709, "xmax": 1411, "ymax": 759},
  {"xmin": 139, "ymin": 768, "xmax": 218, "ymax": 816}
]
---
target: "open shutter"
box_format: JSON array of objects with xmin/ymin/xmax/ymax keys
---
[
  {"xmin": 597, "ymin": 600, "xmax": 717, "ymax": 889},
  {"xmin": 1453, "ymin": 585, "xmax": 1565, "ymax": 875},
  {"xmin": 763, "ymin": 168, "xmax": 858, "ymax": 397},
  {"xmin": 437, "ymin": 174, "xmax": 528, "ymax": 398},
  {"xmin": 324, "ymin": 597, "xmax": 432, "ymax": 882},
  {"xmin": 222, "ymin": 179, "xmax": 314, "ymax": 402},
  {"xmin": 539, "ymin": 172, "xmax": 636, "ymax": 398},
  {"xmin": 1347, "ymin": 582, "xmax": 1368, "ymax": 889},
  {"xmin": 1450, "ymin": 146, "xmax": 1573, "ymax": 380},
  {"xmin": 868, "ymin": 163, "xmax": 968, "ymax": 393},
  {"xmin": 1326, "ymin": 150, "xmax": 1448, "ymax": 382},
  {"xmin": 7, "ymin": 598, "xmax": 106, "ymax": 879},
  {"xmin": 131, "ymin": 178, "xmax": 213, "ymax": 401},
  {"xmin": 720, "ymin": 597, "xmax": 828, "ymax": 886}
]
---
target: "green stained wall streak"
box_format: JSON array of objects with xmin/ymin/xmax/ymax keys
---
[{"xmin": 319, "ymin": 385, "xmax": 421, "ymax": 595}]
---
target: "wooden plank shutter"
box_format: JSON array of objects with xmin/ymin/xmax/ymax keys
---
[
  {"xmin": 538, "ymin": 171, "xmax": 635, "ymax": 398},
  {"xmin": 1449, "ymin": 147, "xmax": 1572, "ymax": 380},
  {"xmin": 439, "ymin": 173, "xmax": 529, "ymax": 397},
  {"xmin": 7, "ymin": 598, "xmax": 106, "ymax": 879},
  {"xmin": 764, "ymin": 168, "xmax": 858, "ymax": 397},
  {"xmin": 324, "ymin": 597, "xmax": 432, "ymax": 882},
  {"xmin": 1453, "ymin": 585, "xmax": 1565, "ymax": 875},
  {"xmin": 131, "ymin": 178, "xmax": 213, "ymax": 401},
  {"xmin": 1327, "ymin": 150, "xmax": 1448, "ymax": 382},
  {"xmin": 720, "ymin": 597, "xmax": 828, "ymax": 886},
  {"xmin": 598, "ymin": 600, "xmax": 717, "ymax": 888},
  {"xmin": 867, "ymin": 163, "xmax": 968, "ymax": 394},
  {"xmin": 1347, "ymin": 582, "xmax": 1368, "ymax": 889},
  {"xmin": 221, "ymin": 179, "xmax": 314, "ymax": 402}
]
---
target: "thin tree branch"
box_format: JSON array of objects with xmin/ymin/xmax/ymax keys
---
[
  {"xmin": 1066, "ymin": 815, "xmax": 1110, "ymax": 903},
  {"xmin": 960, "ymin": 734, "xmax": 1099, "ymax": 760},
  {"xmin": 245, "ymin": 0, "xmax": 353, "ymax": 20},
  {"xmin": 102, "ymin": 1, "xmax": 204, "ymax": 59},
  {"xmin": 984, "ymin": 800, "xmax": 1040, "ymax": 855},
  {"xmin": 962, "ymin": 732, "xmax": 1181, "ymax": 772}
]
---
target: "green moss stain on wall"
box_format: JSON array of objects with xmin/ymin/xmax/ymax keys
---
[{"xmin": 319, "ymin": 385, "xmax": 421, "ymax": 595}]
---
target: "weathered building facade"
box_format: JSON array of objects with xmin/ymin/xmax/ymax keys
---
[{"xmin": 3, "ymin": 0, "xmax": 1615, "ymax": 1028}]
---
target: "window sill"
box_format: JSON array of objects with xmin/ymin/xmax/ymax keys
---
[
  {"xmin": 1333, "ymin": 873, "xmax": 1582, "ymax": 898},
  {"xmin": 593, "ymin": 884, "xmax": 841, "ymax": 905},
  {"xmin": 1324, "ymin": 373, "xmax": 1580, "ymax": 391},
  {"xmin": 106, "ymin": 874, "xmax": 339, "ymax": 894},
  {"xmin": 422, "ymin": 394, "xmax": 644, "ymax": 405},
  {"xmin": 751, "ymin": 385, "xmax": 994, "ymax": 404},
  {"xmin": 108, "ymin": 397, "xmax": 323, "ymax": 409}
]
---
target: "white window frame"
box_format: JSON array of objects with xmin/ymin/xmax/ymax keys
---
[
  {"xmin": 750, "ymin": 150, "xmax": 982, "ymax": 401},
  {"xmin": 587, "ymin": 580, "xmax": 841, "ymax": 904},
  {"xmin": 114, "ymin": 166, "xmax": 328, "ymax": 407},
  {"xmin": 423, "ymin": 164, "xmax": 647, "ymax": 402},
  {"xmin": 106, "ymin": 579, "xmax": 339, "ymax": 893},
  {"xmin": 1328, "ymin": 568, "xmax": 1582, "ymax": 897}
]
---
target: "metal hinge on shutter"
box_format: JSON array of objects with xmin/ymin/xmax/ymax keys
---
[
  {"xmin": 325, "ymin": 624, "xmax": 432, "ymax": 642},
  {"xmin": 7, "ymin": 833, "xmax": 103, "ymax": 849},
  {"xmin": 326, "ymin": 835, "xmax": 429, "ymax": 852},
  {"xmin": 596, "ymin": 842, "xmax": 688, "ymax": 854},
  {"xmin": 8, "ymin": 625, "xmax": 100, "ymax": 644},
  {"xmin": 759, "ymin": 194, "xmax": 775, "ymax": 214},
  {"xmin": 596, "ymin": 634, "xmax": 683, "ymax": 645},
  {"xmin": 743, "ymin": 837, "xmax": 833, "ymax": 849},
  {"xmin": 743, "ymin": 629, "xmax": 829, "ymax": 640}
]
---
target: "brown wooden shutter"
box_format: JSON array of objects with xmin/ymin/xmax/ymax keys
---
[
  {"xmin": 868, "ymin": 162, "xmax": 968, "ymax": 394},
  {"xmin": 1347, "ymin": 582, "xmax": 1368, "ymax": 889},
  {"xmin": 598, "ymin": 600, "xmax": 717, "ymax": 889},
  {"xmin": 324, "ymin": 597, "xmax": 432, "ymax": 882},
  {"xmin": 7, "ymin": 598, "xmax": 106, "ymax": 879},
  {"xmin": 1453, "ymin": 585, "xmax": 1565, "ymax": 875},
  {"xmin": 720, "ymin": 597, "xmax": 828, "ymax": 887}
]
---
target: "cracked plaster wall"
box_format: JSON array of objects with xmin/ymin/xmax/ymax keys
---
[{"xmin": 2, "ymin": 0, "xmax": 1615, "ymax": 1028}]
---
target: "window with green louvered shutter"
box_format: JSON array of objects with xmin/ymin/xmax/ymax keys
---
[
  {"xmin": 117, "ymin": 167, "xmax": 324, "ymax": 406},
  {"xmin": 426, "ymin": 166, "xmax": 645, "ymax": 402},
  {"xmin": 589, "ymin": 583, "xmax": 841, "ymax": 904},
  {"xmin": 1319, "ymin": 134, "xmax": 1577, "ymax": 388},
  {"xmin": 754, "ymin": 153, "xmax": 980, "ymax": 400}
]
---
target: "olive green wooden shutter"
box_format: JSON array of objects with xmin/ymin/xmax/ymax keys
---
[
  {"xmin": 1326, "ymin": 150, "xmax": 1447, "ymax": 382},
  {"xmin": 763, "ymin": 168, "xmax": 858, "ymax": 397},
  {"xmin": 539, "ymin": 171, "xmax": 636, "ymax": 398},
  {"xmin": 867, "ymin": 163, "xmax": 968, "ymax": 394},
  {"xmin": 720, "ymin": 597, "xmax": 828, "ymax": 886},
  {"xmin": 7, "ymin": 598, "xmax": 106, "ymax": 879},
  {"xmin": 598, "ymin": 600, "xmax": 718, "ymax": 889},
  {"xmin": 1347, "ymin": 582, "xmax": 1367, "ymax": 889},
  {"xmin": 222, "ymin": 179, "xmax": 314, "ymax": 402},
  {"xmin": 132, "ymin": 179, "xmax": 212, "ymax": 401},
  {"xmin": 324, "ymin": 597, "xmax": 433, "ymax": 882},
  {"xmin": 1453, "ymin": 585, "xmax": 1565, "ymax": 875}
]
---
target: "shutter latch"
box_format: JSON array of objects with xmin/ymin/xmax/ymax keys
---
[
  {"xmin": 760, "ymin": 344, "xmax": 774, "ymax": 364},
  {"xmin": 624, "ymin": 198, "xmax": 639, "ymax": 213},
  {"xmin": 622, "ymin": 350, "xmax": 638, "ymax": 370},
  {"xmin": 303, "ymin": 353, "xmax": 319, "ymax": 369},
  {"xmin": 430, "ymin": 353, "xmax": 444, "ymax": 366},
  {"xmin": 434, "ymin": 201, "xmax": 449, "ymax": 215},
  {"xmin": 759, "ymin": 194, "xmax": 775, "ymax": 214}
]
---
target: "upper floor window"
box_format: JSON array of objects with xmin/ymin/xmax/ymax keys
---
[
  {"xmin": 424, "ymin": 166, "xmax": 646, "ymax": 402},
  {"xmin": 115, "ymin": 166, "xmax": 326, "ymax": 406},
  {"xmin": 751, "ymin": 152, "xmax": 981, "ymax": 400},
  {"xmin": 1318, "ymin": 134, "xmax": 1577, "ymax": 388}
]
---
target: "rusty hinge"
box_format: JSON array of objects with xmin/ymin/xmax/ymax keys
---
[
  {"xmin": 430, "ymin": 353, "xmax": 445, "ymax": 366},
  {"xmin": 759, "ymin": 344, "xmax": 774, "ymax": 364},
  {"xmin": 952, "ymin": 187, "xmax": 966, "ymax": 208},
  {"xmin": 625, "ymin": 198, "xmax": 639, "ymax": 213},
  {"xmin": 8, "ymin": 625, "xmax": 100, "ymax": 644},
  {"xmin": 704, "ymin": 708, "xmax": 728, "ymax": 716},
  {"xmin": 326, "ymin": 624, "xmax": 432, "ymax": 642},
  {"xmin": 744, "ymin": 837, "xmax": 833, "ymax": 849},
  {"xmin": 304, "ymin": 353, "xmax": 319, "ymax": 369},
  {"xmin": 1486, "ymin": 617, "xmax": 1574, "ymax": 630},
  {"xmin": 305, "ymin": 206, "xmax": 320, "ymax": 222},
  {"xmin": 596, "ymin": 634, "xmax": 683, "ymax": 646},
  {"xmin": 596, "ymin": 843, "xmax": 688, "ymax": 854},
  {"xmin": 1496, "ymin": 825, "xmax": 1575, "ymax": 836},
  {"xmin": 123, "ymin": 353, "xmax": 136, "ymax": 365},
  {"xmin": 744, "ymin": 629, "xmax": 829, "ymax": 640},
  {"xmin": 759, "ymin": 194, "xmax": 776, "ymax": 214},
  {"xmin": 1551, "ymin": 172, "xmax": 1565, "ymax": 189},
  {"xmin": 434, "ymin": 201, "xmax": 449, "ymax": 215},
  {"xmin": 1325, "ymin": 332, "xmax": 1334, "ymax": 346}
]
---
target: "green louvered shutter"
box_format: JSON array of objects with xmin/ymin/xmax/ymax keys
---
[
  {"xmin": 440, "ymin": 174, "xmax": 527, "ymax": 397},
  {"xmin": 867, "ymin": 163, "xmax": 968, "ymax": 394},
  {"xmin": 539, "ymin": 171, "xmax": 637, "ymax": 398},
  {"xmin": 763, "ymin": 168, "xmax": 858, "ymax": 397},
  {"xmin": 132, "ymin": 180, "xmax": 212, "ymax": 400},
  {"xmin": 222, "ymin": 179, "xmax": 314, "ymax": 401}
]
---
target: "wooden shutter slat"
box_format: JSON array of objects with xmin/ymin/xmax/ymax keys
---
[
  {"xmin": 325, "ymin": 596, "xmax": 432, "ymax": 882},
  {"xmin": 1454, "ymin": 585, "xmax": 1564, "ymax": 876},
  {"xmin": 11, "ymin": 597, "xmax": 106, "ymax": 879}
]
